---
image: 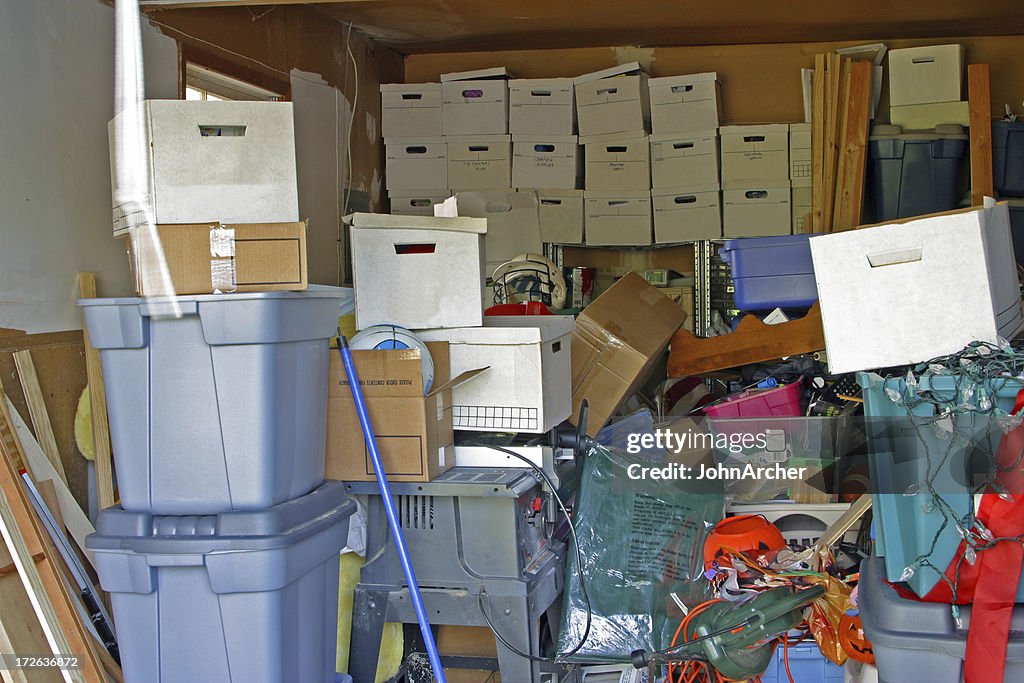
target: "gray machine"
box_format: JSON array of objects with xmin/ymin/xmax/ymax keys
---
[{"xmin": 347, "ymin": 462, "xmax": 577, "ymax": 682}]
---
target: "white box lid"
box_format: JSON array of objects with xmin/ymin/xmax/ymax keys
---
[
  {"xmin": 652, "ymin": 184, "xmax": 721, "ymax": 197},
  {"xmin": 380, "ymin": 82, "xmax": 441, "ymax": 92},
  {"xmin": 650, "ymin": 130, "xmax": 718, "ymax": 142},
  {"xmin": 723, "ymin": 180, "xmax": 792, "ymax": 191},
  {"xmin": 346, "ymin": 212, "xmax": 487, "ymax": 234},
  {"xmin": 585, "ymin": 190, "xmax": 652, "ymax": 199},
  {"xmin": 789, "ymin": 123, "xmax": 811, "ymax": 133},
  {"xmin": 648, "ymin": 72, "xmax": 719, "ymax": 87},
  {"xmin": 719, "ymin": 124, "xmax": 790, "ymax": 135},
  {"xmin": 574, "ymin": 62, "xmax": 646, "ymax": 85},
  {"xmin": 512, "ymin": 135, "xmax": 578, "ymax": 144},
  {"xmin": 536, "ymin": 189, "xmax": 585, "ymax": 198},
  {"xmin": 445, "ymin": 134, "xmax": 512, "ymax": 143},
  {"xmin": 441, "ymin": 67, "xmax": 513, "ymax": 82},
  {"xmin": 385, "ymin": 136, "xmax": 445, "ymax": 144},
  {"xmin": 579, "ymin": 131, "xmax": 649, "ymax": 145},
  {"xmin": 509, "ymin": 78, "xmax": 573, "ymax": 89}
]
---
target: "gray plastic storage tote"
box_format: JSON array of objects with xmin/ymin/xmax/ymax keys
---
[
  {"xmin": 86, "ymin": 481, "xmax": 354, "ymax": 683},
  {"xmin": 79, "ymin": 291, "xmax": 343, "ymax": 514}
]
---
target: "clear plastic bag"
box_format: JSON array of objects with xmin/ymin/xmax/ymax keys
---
[{"xmin": 557, "ymin": 444, "xmax": 724, "ymax": 662}]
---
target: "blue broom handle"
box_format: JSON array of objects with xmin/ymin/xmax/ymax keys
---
[{"xmin": 339, "ymin": 337, "xmax": 447, "ymax": 683}]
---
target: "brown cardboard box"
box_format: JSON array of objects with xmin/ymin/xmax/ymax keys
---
[
  {"xmin": 126, "ymin": 221, "xmax": 307, "ymax": 295},
  {"xmin": 326, "ymin": 342, "xmax": 486, "ymax": 482},
  {"xmin": 571, "ymin": 272, "xmax": 687, "ymax": 436}
]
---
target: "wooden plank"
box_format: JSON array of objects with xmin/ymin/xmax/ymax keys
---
[
  {"xmin": 834, "ymin": 60, "xmax": 874, "ymax": 231},
  {"xmin": 0, "ymin": 333, "xmax": 89, "ymax": 515},
  {"xmin": 0, "ymin": 572, "xmax": 64, "ymax": 683},
  {"xmin": 13, "ymin": 351, "xmax": 68, "ymax": 486},
  {"xmin": 77, "ymin": 274, "xmax": 115, "ymax": 511},
  {"xmin": 968, "ymin": 63, "xmax": 994, "ymax": 205},
  {"xmin": 810, "ymin": 53, "xmax": 826, "ymax": 232},
  {"xmin": 822, "ymin": 53, "xmax": 844, "ymax": 231},
  {"xmin": 0, "ymin": 392, "xmax": 105, "ymax": 683},
  {"xmin": 7, "ymin": 400, "xmax": 96, "ymax": 568}
]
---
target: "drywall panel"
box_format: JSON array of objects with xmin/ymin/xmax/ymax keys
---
[
  {"xmin": 291, "ymin": 69, "xmax": 349, "ymax": 286},
  {"xmin": 147, "ymin": 5, "xmax": 405, "ymax": 284},
  {"xmin": 406, "ymin": 35, "xmax": 1024, "ymax": 124},
  {"xmin": 0, "ymin": 0, "xmax": 177, "ymax": 333}
]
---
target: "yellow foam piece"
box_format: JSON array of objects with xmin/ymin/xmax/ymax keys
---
[
  {"xmin": 74, "ymin": 386, "xmax": 95, "ymax": 461},
  {"xmin": 337, "ymin": 552, "xmax": 403, "ymax": 682}
]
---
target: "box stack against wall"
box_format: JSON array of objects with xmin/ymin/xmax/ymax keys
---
[
  {"xmin": 577, "ymin": 62, "xmax": 653, "ymax": 246},
  {"xmin": 648, "ymin": 72, "xmax": 723, "ymax": 243},
  {"xmin": 720, "ymin": 123, "xmax": 793, "ymax": 237},
  {"xmin": 108, "ymin": 100, "xmax": 308, "ymax": 294}
]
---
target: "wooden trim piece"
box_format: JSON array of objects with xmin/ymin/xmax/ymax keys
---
[
  {"xmin": 968, "ymin": 63, "xmax": 994, "ymax": 205},
  {"xmin": 668, "ymin": 303, "xmax": 826, "ymax": 377},
  {"xmin": 76, "ymin": 275, "xmax": 115, "ymax": 512},
  {"xmin": 12, "ymin": 351, "xmax": 67, "ymax": 486}
]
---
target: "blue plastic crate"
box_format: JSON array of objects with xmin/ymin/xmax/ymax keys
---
[
  {"xmin": 858, "ymin": 371, "xmax": 1024, "ymax": 600},
  {"xmin": 759, "ymin": 641, "xmax": 844, "ymax": 683},
  {"xmin": 719, "ymin": 235, "xmax": 819, "ymax": 311}
]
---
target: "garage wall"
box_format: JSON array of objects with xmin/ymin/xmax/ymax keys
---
[
  {"xmin": 0, "ymin": 0, "xmax": 178, "ymax": 333},
  {"xmin": 146, "ymin": 5, "xmax": 406, "ymax": 285},
  {"xmin": 405, "ymin": 35, "xmax": 1024, "ymax": 123}
]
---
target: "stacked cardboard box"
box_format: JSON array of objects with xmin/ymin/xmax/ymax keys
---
[
  {"xmin": 508, "ymin": 77, "xmax": 584, "ymax": 245},
  {"xmin": 108, "ymin": 100, "xmax": 307, "ymax": 295},
  {"xmin": 333, "ymin": 213, "xmax": 576, "ymax": 481},
  {"xmin": 382, "ymin": 68, "xmax": 514, "ymax": 217},
  {"xmin": 649, "ymin": 72, "xmax": 723, "ymax": 243},
  {"xmin": 577, "ymin": 62, "xmax": 653, "ymax": 246},
  {"xmin": 381, "ymin": 83, "xmax": 450, "ymax": 215},
  {"xmin": 790, "ymin": 123, "xmax": 812, "ymax": 233},
  {"xmin": 720, "ymin": 123, "xmax": 792, "ymax": 237},
  {"xmin": 887, "ymin": 45, "xmax": 968, "ymax": 130}
]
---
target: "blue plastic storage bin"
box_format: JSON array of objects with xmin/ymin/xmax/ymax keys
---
[
  {"xmin": 860, "ymin": 556, "xmax": 1024, "ymax": 683},
  {"xmin": 87, "ymin": 481, "xmax": 355, "ymax": 683},
  {"xmin": 719, "ymin": 235, "xmax": 819, "ymax": 311},
  {"xmin": 858, "ymin": 371, "xmax": 1024, "ymax": 600},
  {"xmin": 759, "ymin": 641, "xmax": 843, "ymax": 683},
  {"xmin": 79, "ymin": 291, "xmax": 344, "ymax": 515},
  {"xmin": 993, "ymin": 119, "xmax": 1024, "ymax": 197},
  {"xmin": 865, "ymin": 124, "xmax": 968, "ymax": 222}
]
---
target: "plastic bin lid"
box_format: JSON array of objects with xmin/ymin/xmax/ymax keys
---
[
  {"xmin": 77, "ymin": 288, "xmax": 348, "ymax": 310},
  {"xmin": 869, "ymin": 123, "xmax": 967, "ymax": 140},
  {"xmin": 720, "ymin": 234, "xmax": 817, "ymax": 263},
  {"xmin": 86, "ymin": 481, "xmax": 354, "ymax": 555}
]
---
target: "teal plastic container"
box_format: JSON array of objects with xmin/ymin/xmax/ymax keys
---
[
  {"xmin": 759, "ymin": 641, "xmax": 843, "ymax": 683},
  {"xmin": 859, "ymin": 371, "xmax": 1024, "ymax": 599}
]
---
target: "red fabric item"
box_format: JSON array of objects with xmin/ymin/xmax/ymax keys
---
[{"xmin": 889, "ymin": 391, "xmax": 1024, "ymax": 682}]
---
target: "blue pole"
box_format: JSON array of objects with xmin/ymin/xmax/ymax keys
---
[{"xmin": 338, "ymin": 336, "xmax": 447, "ymax": 683}]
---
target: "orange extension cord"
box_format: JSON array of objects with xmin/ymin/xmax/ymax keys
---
[{"xmin": 665, "ymin": 598, "xmax": 808, "ymax": 683}]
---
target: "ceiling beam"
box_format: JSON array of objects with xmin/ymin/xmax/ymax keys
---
[{"xmin": 140, "ymin": 0, "xmax": 371, "ymax": 8}]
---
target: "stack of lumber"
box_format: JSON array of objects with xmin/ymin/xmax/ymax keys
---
[{"xmin": 810, "ymin": 52, "xmax": 874, "ymax": 232}]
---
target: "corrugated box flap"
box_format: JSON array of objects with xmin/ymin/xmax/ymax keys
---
[{"xmin": 577, "ymin": 272, "xmax": 686, "ymax": 358}]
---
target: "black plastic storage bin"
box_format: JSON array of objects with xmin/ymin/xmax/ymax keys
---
[
  {"xmin": 865, "ymin": 124, "xmax": 968, "ymax": 223},
  {"xmin": 1011, "ymin": 200, "xmax": 1024, "ymax": 266},
  {"xmin": 993, "ymin": 119, "xmax": 1024, "ymax": 197}
]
